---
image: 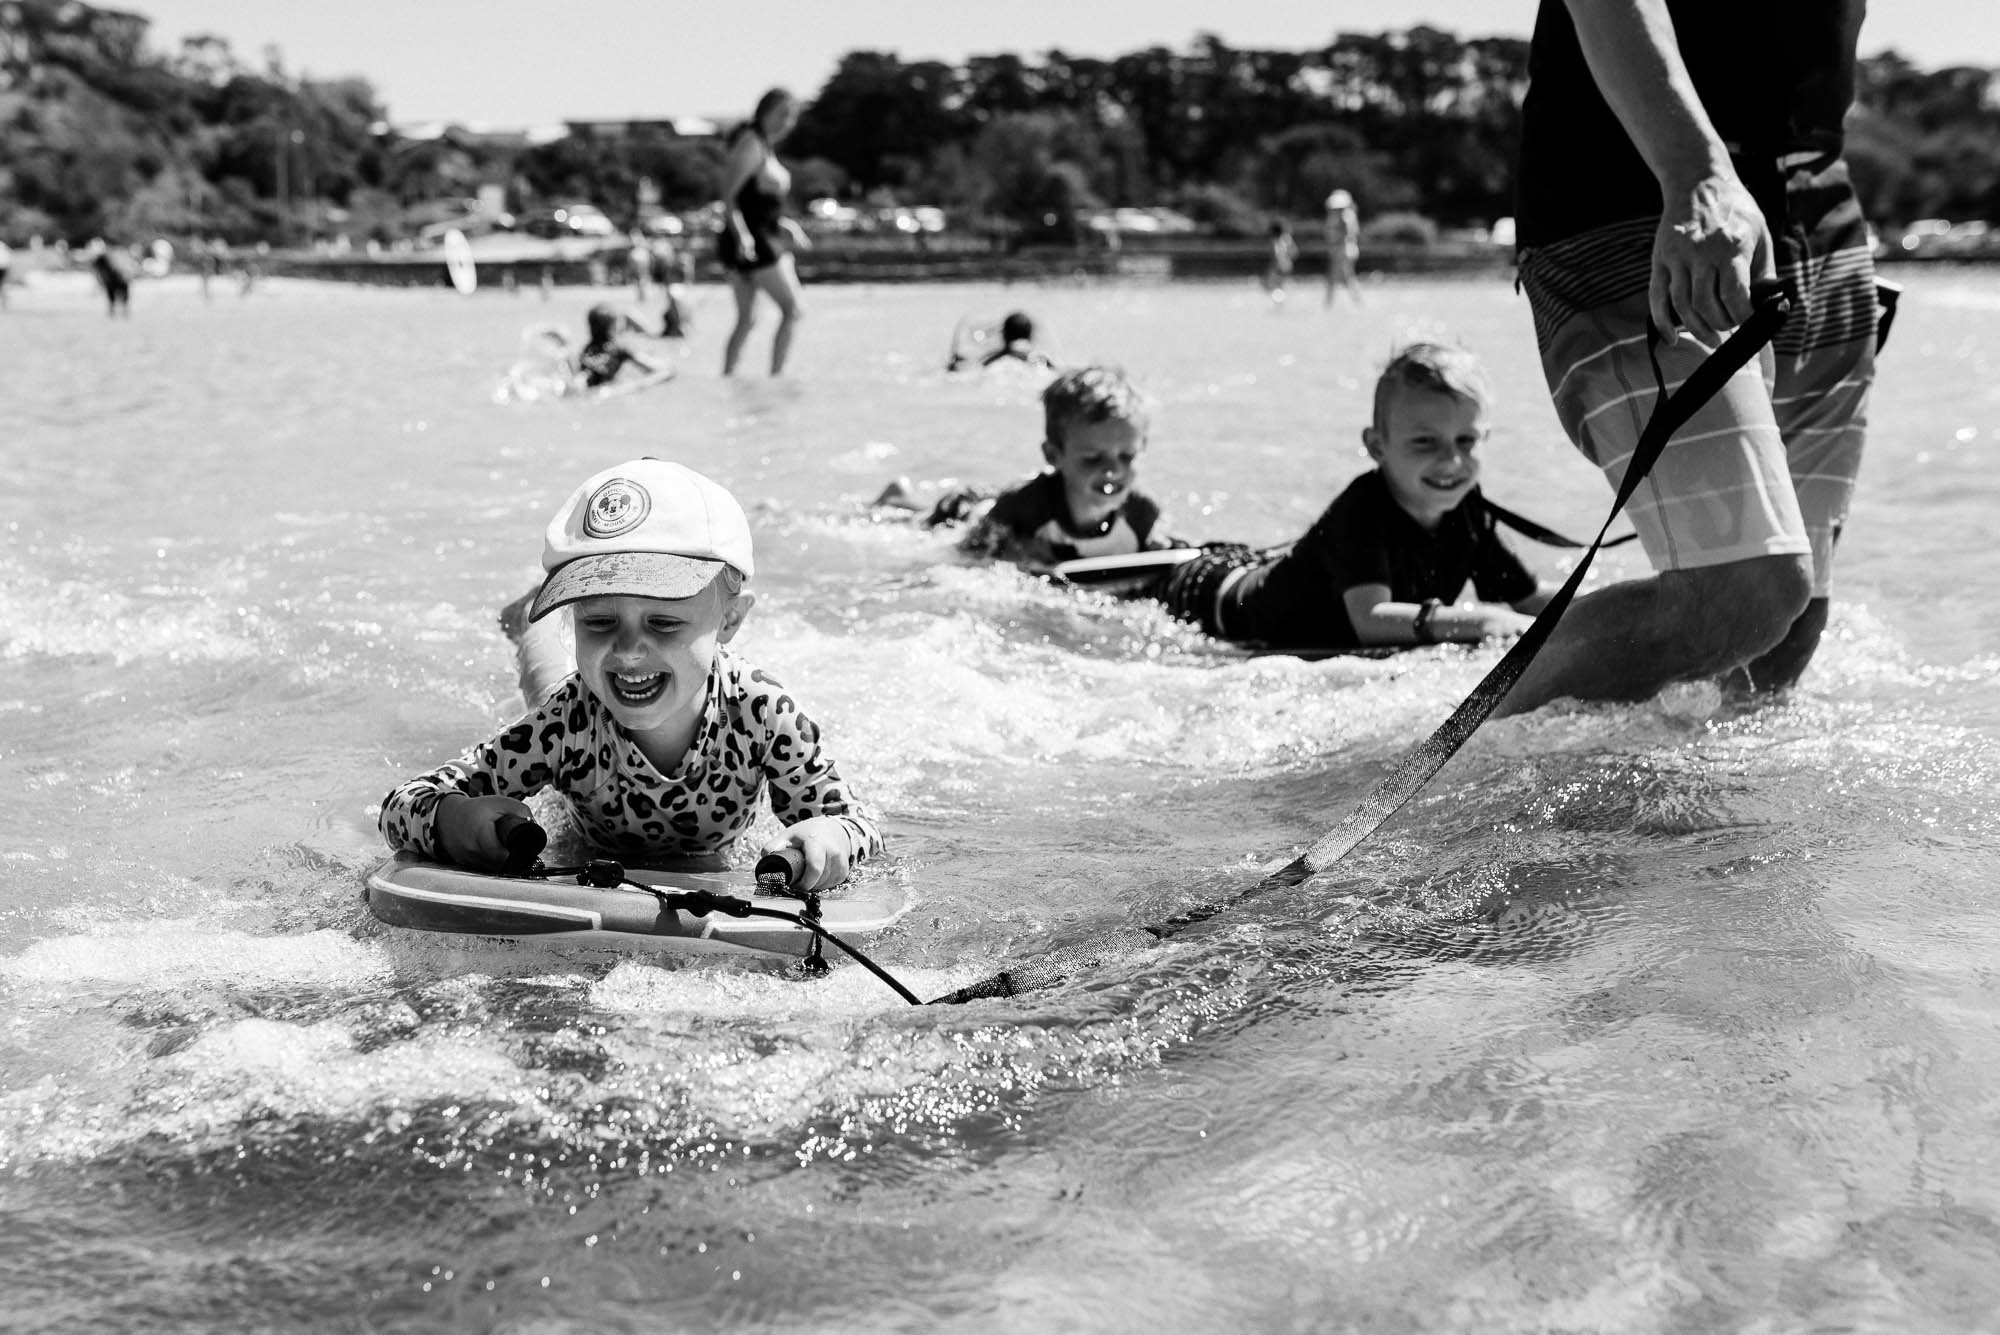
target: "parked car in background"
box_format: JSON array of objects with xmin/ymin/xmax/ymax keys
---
[
  {"xmin": 1899, "ymin": 219, "xmax": 1953, "ymax": 254},
  {"xmin": 518, "ymin": 203, "xmax": 617, "ymax": 239}
]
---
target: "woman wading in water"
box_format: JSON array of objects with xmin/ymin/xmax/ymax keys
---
[{"xmin": 717, "ymin": 87, "xmax": 809, "ymax": 376}]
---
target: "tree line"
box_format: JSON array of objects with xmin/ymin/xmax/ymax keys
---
[{"xmin": 3, "ymin": 0, "xmax": 1996, "ymax": 247}]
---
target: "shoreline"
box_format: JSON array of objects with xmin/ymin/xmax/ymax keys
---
[{"xmin": 255, "ymin": 237, "xmax": 1519, "ymax": 288}]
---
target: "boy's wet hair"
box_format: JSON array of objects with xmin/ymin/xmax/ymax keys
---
[
  {"xmin": 1000, "ymin": 311, "xmax": 1035, "ymax": 344},
  {"xmin": 1042, "ymin": 365, "xmax": 1148, "ymax": 450},
  {"xmin": 586, "ymin": 303, "xmax": 619, "ymax": 342},
  {"xmin": 1371, "ymin": 342, "xmax": 1491, "ymax": 431}
]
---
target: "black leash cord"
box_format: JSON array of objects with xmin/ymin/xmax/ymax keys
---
[{"xmin": 530, "ymin": 858, "xmax": 924, "ymax": 1007}]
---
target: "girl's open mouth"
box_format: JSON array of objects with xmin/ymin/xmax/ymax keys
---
[{"xmin": 609, "ymin": 672, "xmax": 667, "ymax": 706}]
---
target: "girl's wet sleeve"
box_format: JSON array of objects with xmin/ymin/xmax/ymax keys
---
[
  {"xmin": 377, "ymin": 698, "xmax": 568, "ymax": 858},
  {"xmin": 760, "ymin": 689, "xmax": 884, "ymax": 867}
]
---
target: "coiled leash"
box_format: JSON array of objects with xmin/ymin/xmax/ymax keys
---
[
  {"xmin": 495, "ymin": 815, "xmax": 925, "ymax": 1006},
  {"xmin": 932, "ymin": 281, "xmax": 1797, "ymax": 1004}
]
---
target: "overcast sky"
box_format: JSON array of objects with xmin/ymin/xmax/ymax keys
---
[{"xmin": 130, "ymin": 0, "xmax": 1996, "ymax": 127}]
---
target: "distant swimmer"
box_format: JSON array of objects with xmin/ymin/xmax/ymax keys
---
[
  {"xmin": 496, "ymin": 304, "xmax": 674, "ymax": 403},
  {"xmin": 573, "ymin": 302, "xmax": 671, "ymax": 391},
  {"xmin": 946, "ymin": 311, "xmax": 1054, "ymax": 372},
  {"xmin": 718, "ymin": 87, "xmax": 808, "ymax": 376},
  {"xmin": 1154, "ymin": 343, "xmax": 1552, "ymax": 652},
  {"xmin": 875, "ymin": 364, "xmax": 1188, "ymax": 569}
]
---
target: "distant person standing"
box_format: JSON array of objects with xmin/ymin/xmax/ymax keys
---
[
  {"xmin": 0, "ymin": 237, "xmax": 12, "ymax": 310},
  {"xmin": 1500, "ymin": 0, "xmax": 1877, "ymax": 714},
  {"xmin": 1322, "ymin": 189, "xmax": 1362, "ymax": 307},
  {"xmin": 718, "ymin": 87, "xmax": 809, "ymax": 376},
  {"xmin": 88, "ymin": 241, "xmax": 131, "ymax": 317},
  {"xmin": 626, "ymin": 229, "xmax": 652, "ymax": 303},
  {"xmin": 192, "ymin": 237, "xmax": 216, "ymax": 301},
  {"xmin": 1262, "ymin": 221, "xmax": 1299, "ymax": 305}
]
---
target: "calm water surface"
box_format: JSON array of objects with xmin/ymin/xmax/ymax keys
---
[{"xmin": 4, "ymin": 269, "xmax": 1999, "ymax": 1333}]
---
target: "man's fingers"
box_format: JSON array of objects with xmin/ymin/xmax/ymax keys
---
[
  {"xmin": 1715, "ymin": 257, "xmax": 1755, "ymax": 328},
  {"xmin": 1667, "ymin": 264, "xmax": 1700, "ymax": 340},
  {"xmin": 1649, "ymin": 266, "xmax": 1679, "ymax": 343}
]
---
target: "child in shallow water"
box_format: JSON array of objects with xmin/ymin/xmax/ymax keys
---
[
  {"xmin": 573, "ymin": 302, "xmax": 671, "ymax": 389},
  {"xmin": 380, "ymin": 459, "xmax": 882, "ymax": 890},
  {"xmin": 874, "ymin": 365, "xmax": 1186, "ymax": 570},
  {"xmin": 946, "ymin": 311, "xmax": 1053, "ymax": 371},
  {"xmin": 1157, "ymin": 342, "xmax": 1552, "ymax": 651}
]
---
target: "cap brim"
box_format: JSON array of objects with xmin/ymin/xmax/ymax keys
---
[{"xmin": 529, "ymin": 552, "xmax": 725, "ymax": 621}]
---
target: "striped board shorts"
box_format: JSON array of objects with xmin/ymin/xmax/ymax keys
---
[{"xmin": 1518, "ymin": 160, "xmax": 1880, "ymax": 596}]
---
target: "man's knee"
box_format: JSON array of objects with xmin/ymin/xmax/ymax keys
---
[{"xmin": 1659, "ymin": 555, "xmax": 1813, "ymax": 671}]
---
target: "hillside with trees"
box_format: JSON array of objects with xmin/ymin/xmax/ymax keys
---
[{"xmin": 3, "ymin": 0, "xmax": 1997, "ymax": 249}]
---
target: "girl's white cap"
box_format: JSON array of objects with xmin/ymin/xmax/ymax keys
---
[{"xmin": 529, "ymin": 459, "xmax": 753, "ymax": 621}]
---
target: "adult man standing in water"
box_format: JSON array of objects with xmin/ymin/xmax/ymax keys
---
[{"xmin": 1501, "ymin": 0, "xmax": 1879, "ymax": 715}]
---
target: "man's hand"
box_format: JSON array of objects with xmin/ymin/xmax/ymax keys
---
[{"xmin": 1652, "ymin": 170, "xmax": 1774, "ymax": 345}]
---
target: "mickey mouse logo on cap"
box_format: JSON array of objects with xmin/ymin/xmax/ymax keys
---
[{"xmin": 583, "ymin": 478, "xmax": 650, "ymax": 538}]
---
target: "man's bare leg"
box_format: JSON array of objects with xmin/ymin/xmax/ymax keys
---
[{"xmin": 1495, "ymin": 554, "xmax": 1812, "ymax": 717}]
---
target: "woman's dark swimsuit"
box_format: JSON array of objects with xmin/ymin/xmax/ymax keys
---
[{"xmin": 718, "ymin": 138, "xmax": 787, "ymax": 274}]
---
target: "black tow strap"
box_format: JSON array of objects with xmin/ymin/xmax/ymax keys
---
[
  {"xmin": 929, "ymin": 282, "xmax": 1794, "ymax": 1002},
  {"xmin": 1486, "ymin": 499, "xmax": 1638, "ymax": 550}
]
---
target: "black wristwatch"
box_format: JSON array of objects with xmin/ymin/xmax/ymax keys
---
[{"xmin": 1412, "ymin": 598, "xmax": 1443, "ymax": 644}]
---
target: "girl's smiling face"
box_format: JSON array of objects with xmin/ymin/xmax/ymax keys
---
[
  {"xmin": 1364, "ymin": 388, "xmax": 1489, "ymax": 528},
  {"xmin": 570, "ymin": 584, "xmax": 750, "ymax": 743}
]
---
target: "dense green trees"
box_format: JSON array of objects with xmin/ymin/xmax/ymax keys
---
[{"xmin": 4, "ymin": 0, "xmax": 1999, "ymax": 248}]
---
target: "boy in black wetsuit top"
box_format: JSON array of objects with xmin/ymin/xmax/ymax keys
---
[
  {"xmin": 1161, "ymin": 343, "xmax": 1551, "ymax": 651},
  {"xmin": 946, "ymin": 311, "xmax": 1054, "ymax": 371},
  {"xmin": 574, "ymin": 303, "xmax": 669, "ymax": 390},
  {"xmin": 951, "ymin": 365, "xmax": 1182, "ymax": 569}
]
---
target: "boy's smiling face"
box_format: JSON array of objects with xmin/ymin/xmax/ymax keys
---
[
  {"xmin": 571, "ymin": 584, "xmax": 750, "ymax": 741},
  {"xmin": 1364, "ymin": 388, "xmax": 1488, "ymax": 528},
  {"xmin": 1044, "ymin": 416, "xmax": 1145, "ymax": 527}
]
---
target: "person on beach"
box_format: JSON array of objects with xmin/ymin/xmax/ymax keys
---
[
  {"xmin": 1323, "ymin": 190, "xmax": 1363, "ymax": 307},
  {"xmin": 383, "ymin": 459, "xmax": 883, "ymax": 890},
  {"xmin": 1263, "ymin": 221, "xmax": 1299, "ymax": 305},
  {"xmin": 626, "ymin": 229, "xmax": 653, "ymax": 303},
  {"xmin": 874, "ymin": 365, "xmax": 1185, "ymax": 571},
  {"xmin": 1153, "ymin": 343, "xmax": 1552, "ymax": 653},
  {"xmin": 0, "ymin": 237, "xmax": 12, "ymax": 310},
  {"xmin": 1496, "ymin": 0, "xmax": 1879, "ymax": 715},
  {"xmin": 946, "ymin": 311, "xmax": 1053, "ymax": 372},
  {"xmin": 88, "ymin": 242, "xmax": 131, "ymax": 317},
  {"xmin": 718, "ymin": 87, "xmax": 809, "ymax": 376}
]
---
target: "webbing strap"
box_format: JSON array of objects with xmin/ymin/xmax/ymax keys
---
[
  {"xmin": 1486, "ymin": 499, "xmax": 1639, "ymax": 550},
  {"xmin": 1238, "ymin": 285, "xmax": 1793, "ymax": 899}
]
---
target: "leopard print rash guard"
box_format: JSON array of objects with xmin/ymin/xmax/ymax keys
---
[{"xmin": 379, "ymin": 649, "xmax": 882, "ymax": 866}]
